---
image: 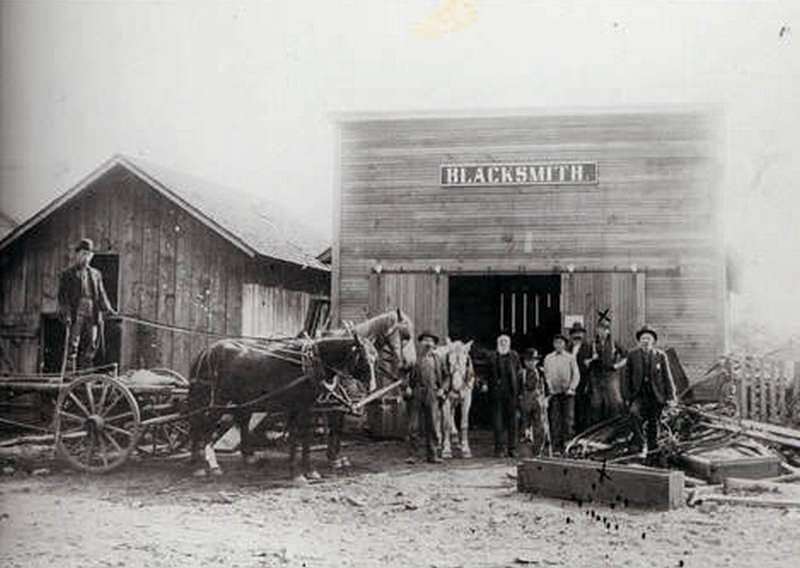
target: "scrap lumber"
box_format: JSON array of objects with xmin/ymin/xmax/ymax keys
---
[
  {"xmin": 699, "ymin": 494, "xmax": 800, "ymax": 509},
  {"xmin": 678, "ymin": 453, "xmax": 781, "ymax": 484},
  {"xmin": 517, "ymin": 457, "xmax": 684, "ymax": 510}
]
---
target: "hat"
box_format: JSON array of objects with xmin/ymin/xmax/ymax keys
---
[
  {"xmin": 417, "ymin": 331, "xmax": 439, "ymax": 344},
  {"xmin": 552, "ymin": 333, "xmax": 568, "ymax": 343},
  {"xmin": 635, "ymin": 325, "xmax": 658, "ymax": 341},
  {"xmin": 523, "ymin": 347, "xmax": 539, "ymax": 360},
  {"xmin": 75, "ymin": 238, "xmax": 95, "ymax": 253},
  {"xmin": 568, "ymin": 321, "xmax": 587, "ymax": 335}
]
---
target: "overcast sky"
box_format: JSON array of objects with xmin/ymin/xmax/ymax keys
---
[{"xmin": 1, "ymin": 0, "xmax": 799, "ymax": 334}]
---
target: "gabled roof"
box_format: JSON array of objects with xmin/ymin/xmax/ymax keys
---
[{"xmin": 0, "ymin": 155, "xmax": 329, "ymax": 271}]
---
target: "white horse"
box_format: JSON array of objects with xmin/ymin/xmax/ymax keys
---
[{"xmin": 436, "ymin": 339, "xmax": 475, "ymax": 459}]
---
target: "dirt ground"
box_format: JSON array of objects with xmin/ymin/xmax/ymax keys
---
[{"xmin": 1, "ymin": 431, "xmax": 798, "ymax": 568}]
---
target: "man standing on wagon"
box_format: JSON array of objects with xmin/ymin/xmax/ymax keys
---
[{"xmin": 57, "ymin": 238, "xmax": 116, "ymax": 370}]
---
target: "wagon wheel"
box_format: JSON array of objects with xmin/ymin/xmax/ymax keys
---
[{"xmin": 55, "ymin": 374, "xmax": 142, "ymax": 473}]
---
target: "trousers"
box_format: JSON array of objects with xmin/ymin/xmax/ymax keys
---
[
  {"xmin": 548, "ymin": 393, "xmax": 575, "ymax": 455},
  {"xmin": 492, "ymin": 394, "xmax": 518, "ymax": 455},
  {"xmin": 68, "ymin": 313, "xmax": 98, "ymax": 370}
]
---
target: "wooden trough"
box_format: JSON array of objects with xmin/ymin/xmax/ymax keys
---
[{"xmin": 517, "ymin": 457, "xmax": 685, "ymax": 511}]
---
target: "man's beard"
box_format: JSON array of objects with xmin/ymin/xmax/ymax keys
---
[{"xmin": 497, "ymin": 345, "xmax": 510, "ymax": 355}]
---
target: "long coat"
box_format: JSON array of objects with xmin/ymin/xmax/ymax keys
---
[
  {"xmin": 57, "ymin": 264, "xmax": 114, "ymax": 324},
  {"xmin": 621, "ymin": 347, "xmax": 677, "ymax": 405},
  {"xmin": 488, "ymin": 350, "xmax": 522, "ymax": 400}
]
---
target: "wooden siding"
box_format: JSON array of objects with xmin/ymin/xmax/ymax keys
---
[
  {"xmin": 334, "ymin": 111, "xmax": 725, "ymax": 377},
  {"xmin": 241, "ymin": 284, "xmax": 314, "ymax": 338},
  {"xmin": 367, "ymin": 273, "xmax": 448, "ymax": 342},
  {"xmin": 0, "ymin": 163, "xmax": 329, "ymax": 378},
  {"xmin": 561, "ymin": 272, "xmax": 646, "ymax": 348}
]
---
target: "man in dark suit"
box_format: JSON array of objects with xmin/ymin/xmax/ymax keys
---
[
  {"xmin": 567, "ymin": 321, "xmax": 593, "ymax": 433},
  {"xmin": 57, "ymin": 238, "xmax": 116, "ymax": 369},
  {"xmin": 487, "ymin": 333, "xmax": 521, "ymax": 458},
  {"xmin": 622, "ymin": 325, "xmax": 678, "ymax": 465}
]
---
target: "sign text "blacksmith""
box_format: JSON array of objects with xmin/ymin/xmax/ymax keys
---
[{"xmin": 440, "ymin": 162, "xmax": 598, "ymax": 186}]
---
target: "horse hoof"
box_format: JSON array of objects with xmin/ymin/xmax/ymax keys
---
[
  {"xmin": 292, "ymin": 475, "xmax": 309, "ymax": 486},
  {"xmin": 462, "ymin": 450, "xmax": 472, "ymax": 459},
  {"xmin": 210, "ymin": 467, "xmax": 223, "ymax": 476},
  {"xmin": 441, "ymin": 451, "xmax": 453, "ymax": 459},
  {"xmin": 307, "ymin": 470, "xmax": 322, "ymax": 481},
  {"xmin": 192, "ymin": 468, "xmax": 207, "ymax": 478}
]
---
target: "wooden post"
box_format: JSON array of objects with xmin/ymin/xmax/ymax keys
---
[{"xmin": 759, "ymin": 359, "xmax": 768, "ymax": 422}]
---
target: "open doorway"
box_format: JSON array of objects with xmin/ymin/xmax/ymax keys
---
[
  {"xmin": 40, "ymin": 254, "xmax": 121, "ymax": 372},
  {"xmin": 449, "ymin": 274, "xmax": 561, "ymax": 354},
  {"xmin": 449, "ymin": 274, "xmax": 561, "ymax": 427}
]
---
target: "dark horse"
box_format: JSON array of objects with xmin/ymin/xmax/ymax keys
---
[
  {"xmin": 186, "ymin": 309, "xmax": 415, "ymax": 480},
  {"xmin": 187, "ymin": 330, "xmax": 376, "ymax": 480}
]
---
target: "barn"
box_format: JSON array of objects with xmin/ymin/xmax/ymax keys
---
[
  {"xmin": 0, "ymin": 155, "xmax": 329, "ymax": 378},
  {"xmin": 331, "ymin": 108, "xmax": 728, "ymax": 380}
]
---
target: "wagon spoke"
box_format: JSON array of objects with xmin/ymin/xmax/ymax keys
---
[
  {"xmin": 85, "ymin": 381, "xmax": 96, "ymax": 413},
  {"xmin": 97, "ymin": 434, "xmax": 109, "ymax": 467},
  {"xmin": 106, "ymin": 424, "xmax": 135, "ymax": 438},
  {"xmin": 104, "ymin": 411, "xmax": 135, "ymax": 424},
  {"xmin": 97, "ymin": 381, "xmax": 109, "ymax": 413},
  {"xmin": 85, "ymin": 434, "xmax": 96, "ymax": 465},
  {"xmin": 102, "ymin": 431, "xmax": 123, "ymax": 453},
  {"xmin": 60, "ymin": 410, "xmax": 85, "ymax": 424},
  {"xmin": 100, "ymin": 390, "xmax": 122, "ymax": 417},
  {"xmin": 68, "ymin": 392, "xmax": 92, "ymax": 418}
]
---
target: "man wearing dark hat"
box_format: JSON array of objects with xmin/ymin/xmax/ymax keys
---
[
  {"xmin": 567, "ymin": 321, "xmax": 593, "ymax": 433},
  {"xmin": 487, "ymin": 333, "xmax": 522, "ymax": 457},
  {"xmin": 519, "ymin": 347, "xmax": 548, "ymax": 455},
  {"xmin": 405, "ymin": 331, "xmax": 450, "ymax": 463},
  {"xmin": 543, "ymin": 333, "xmax": 580, "ymax": 455},
  {"xmin": 622, "ymin": 325, "xmax": 678, "ymax": 465},
  {"xmin": 57, "ymin": 238, "xmax": 116, "ymax": 369},
  {"xmin": 587, "ymin": 315, "xmax": 627, "ymax": 426}
]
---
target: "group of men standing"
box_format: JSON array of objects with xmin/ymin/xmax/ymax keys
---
[{"xmin": 487, "ymin": 317, "xmax": 678, "ymax": 464}]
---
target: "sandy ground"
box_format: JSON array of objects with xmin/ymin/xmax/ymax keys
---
[{"xmin": 1, "ymin": 431, "xmax": 799, "ymax": 568}]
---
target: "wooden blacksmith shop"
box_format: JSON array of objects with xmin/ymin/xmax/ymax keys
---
[
  {"xmin": 332, "ymin": 108, "xmax": 728, "ymax": 379},
  {"xmin": 0, "ymin": 155, "xmax": 329, "ymax": 378}
]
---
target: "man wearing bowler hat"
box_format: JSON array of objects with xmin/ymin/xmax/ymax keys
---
[
  {"xmin": 57, "ymin": 238, "xmax": 116, "ymax": 369},
  {"xmin": 622, "ymin": 324, "xmax": 678, "ymax": 465},
  {"xmin": 405, "ymin": 331, "xmax": 449, "ymax": 463}
]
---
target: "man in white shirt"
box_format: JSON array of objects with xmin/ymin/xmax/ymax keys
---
[{"xmin": 543, "ymin": 334, "xmax": 580, "ymax": 455}]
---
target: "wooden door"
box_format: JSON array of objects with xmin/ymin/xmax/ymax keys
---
[
  {"xmin": 561, "ymin": 272, "xmax": 646, "ymax": 349},
  {"xmin": 368, "ymin": 273, "xmax": 448, "ymax": 341}
]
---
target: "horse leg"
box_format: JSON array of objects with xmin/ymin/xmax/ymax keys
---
[
  {"xmin": 236, "ymin": 409, "xmax": 260, "ymax": 465},
  {"xmin": 440, "ymin": 397, "xmax": 453, "ymax": 459},
  {"xmin": 460, "ymin": 390, "xmax": 472, "ymax": 458},
  {"xmin": 301, "ymin": 407, "xmax": 320, "ymax": 480}
]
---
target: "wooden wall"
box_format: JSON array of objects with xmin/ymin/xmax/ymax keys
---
[
  {"xmin": 0, "ymin": 163, "xmax": 329, "ymax": 378},
  {"xmin": 334, "ymin": 111, "xmax": 726, "ymax": 377},
  {"xmin": 242, "ymin": 284, "xmax": 316, "ymax": 338}
]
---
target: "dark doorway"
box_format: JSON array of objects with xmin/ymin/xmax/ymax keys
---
[
  {"xmin": 40, "ymin": 254, "xmax": 122, "ymax": 372},
  {"xmin": 449, "ymin": 274, "xmax": 561, "ymax": 355},
  {"xmin": 449, "ymin": 274, "xmax": 561, "ymax": 428}
]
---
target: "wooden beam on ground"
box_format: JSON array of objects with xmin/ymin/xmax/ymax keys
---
[
  {"xmin": 517, "ymin": 457, "xmax": 684, "ymax": 511},
  {"xmin": 699, "ymin": 494, "xmax": 800, "ymax": 509},
  {"xmin": 677, "ymin": 454, "xmax": 782, "ymax": 484}
]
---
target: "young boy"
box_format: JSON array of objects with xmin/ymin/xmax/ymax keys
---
[{"xmin": 519, "ymin": 348, "xmax": 548, "ymax": 455}]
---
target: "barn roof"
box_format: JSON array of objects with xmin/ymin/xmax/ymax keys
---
[{"xmin": 0, "ymin": 155, "xmax": 329, "ymax": 271}]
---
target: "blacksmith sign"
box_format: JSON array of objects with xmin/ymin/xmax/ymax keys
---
[{"xmin": 440, "ymin": 162, "xmax": 598, "ymax": 187}]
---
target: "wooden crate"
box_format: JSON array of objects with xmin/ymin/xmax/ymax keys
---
[
  {"xmin": 517, "ymin": 457, "xmax": 684, "ymax": 510},
  {"xmin": 367, "ymin": 397, "xmax": 408, "ymax": 439}
]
